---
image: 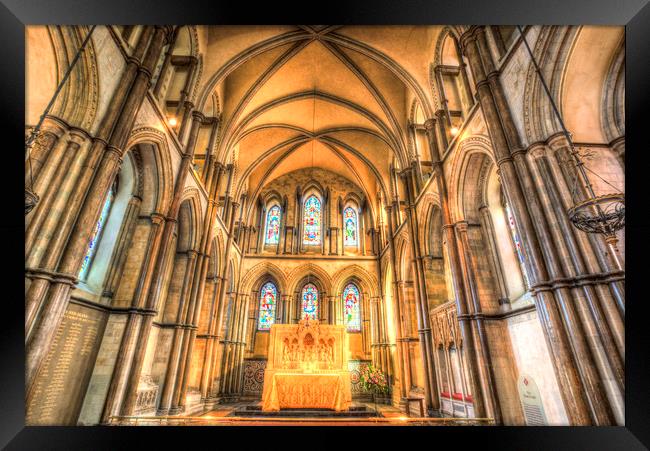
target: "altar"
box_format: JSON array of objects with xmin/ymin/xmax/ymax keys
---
[{"xmin": 261, "ymin": 319, "xmax": 352, "ymax": 411}]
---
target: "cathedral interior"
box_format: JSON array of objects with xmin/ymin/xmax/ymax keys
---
[{"xmin": 24, "ymin": 25, "xmax": 625, "ymax": 426}]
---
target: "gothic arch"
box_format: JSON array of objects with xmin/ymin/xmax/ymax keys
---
[
  {"xmin": 240, "ymin": 261, "xmax": 288, "ymax": 295},
  {"xmin": 522, "ymin": 26, "xmax": 580, "ymax": 144},
  {"xmin": 331, "ymin": 264, "xmax": 379, "ymax": 298},
  {"xmin": 176, "ymin": 191, "xmax": 202, "ymax": 252},
  {"xmin": 126, "ymin": 127, "xmax": 175, "ymax": 215},
  {"xmin": 286, "ymin": 263, "xmax": 332, "ymax": 294},
  {"xmin": 447, "ymin": 135, "xmax": 495, "ymax": 223}
]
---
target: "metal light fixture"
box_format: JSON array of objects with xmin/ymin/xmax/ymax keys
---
[
  {"xmin": 25, "ymin": 25, "xmax": 96, "ymax": 215},
  {"xmin": 518, "ymin": 25, "xmax": 625, "ymax": 250}
]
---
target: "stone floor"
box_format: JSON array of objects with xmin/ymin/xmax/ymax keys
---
[{"xmin": 110, "ymin": 401, "xmax": 492, "ymax": 426}]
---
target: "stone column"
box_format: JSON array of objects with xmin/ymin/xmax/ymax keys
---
[
  {"xmin": 153, "ymin": 27, "xmax": 179, "ymax": 99},
  {"xmin": 201, "ymin": 275, "xmax": 223, "ymax": 400},
  {"xmin": 460, "ymin": 26, "xmax": 617, "ymax": 425},
  {"xmin": 201, "ymin": 118, "xmax": 220, "ymax": 183},
  {"xmin": 423, "ymin": 117, "xmax": 490, "ymax": 420},
  {"xmin": 25, "ymin": 117, "xmax": 67, "ymax": 189},
  {"xmin": 26, "ymin": 26, "xmax": 169, "ymax": 399},
  {"xmin": 527, "ymin": 140, "xmax": 624, "ymax": 421},
  {"xmin": 157, "ymin": 250, "xmax": 199, "ymax": 414},
  {"xmin": 25, "ymin": 127, "xmax": 87, "ymax": 256},
  {"xmin": 361, "ymin": 293, "xmax": 371, "ymax": 356},
  {"xmin": 402, "ymin": 166, "xmax": 439, "ymax": 414},
  {"xmin": 221, "ymin": 292, "xmax": 241, "ymax": 395},
  {"xmin": 233, "ymin": 293, "xmax": 251, "ymax": 394},
  {"xmin": 454, "ymin": 221, "xmax": 502, "ymax": 422},
  {"xmin": 117, "ymin": 109, "xmax": 205, "ymax": 418},
  {"xmin": 24, "ymin": 24, "xmax": 157, "ymax": 338},
  {"xmin": 221, "ymin": 164, "xmax": 235, "ymax": 223},
  {"xmin": 385, "ymin": 206, "xmax": 409, "ymax": 403},
  {"xmin": 211, "ymin": 201, "xmax": 239, "ymax": 394},
  {"xmin": 199, "ymin": 275, "xmax": 221, "ymax": 400}
]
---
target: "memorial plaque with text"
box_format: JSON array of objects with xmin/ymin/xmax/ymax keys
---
[{"xmin": 27, "ymin": 303, "xmax": 105, "ymax": 425}]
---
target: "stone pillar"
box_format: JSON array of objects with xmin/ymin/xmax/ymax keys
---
[
  {"xmin": 385, "ymin": 206, "xmax": 409, "ymax": 403},
  {"xmin": 454, "ymin": 221, "xmax": 502, "ymax": 422},
  {"xmin": 200, "ymin": 275, "xmax": 221, "ymax": 400},
  {"xmin": 201, "ymin": 117, "xmax": 220, "ymax": 183},
  {"xmin": 461, "ymin": 25, "xmax": 618, "ymax": 424},
  {"xmin": 25, "ymin": 117, "xmax": 67, "ymax": 189},
  {"xmin": 25, "ymin": 26, "xmax": 170, "ymax": 400},
  {"xmin": 153, "ymin": 27, "xmax": 179, "ymax": 99},
  {"xmin": 201, "ymin": 274, "xmax": 223, "ymax": 400},
  {"xmin": 402, "ymin": 166, "xmax": 439, "ymax": 414},
  {"xmin": 117, "ymin": 109, "xmax": 205, "ymax": 418},
  {"xmin": 423, "ymin": 117, "xmax": 491, "ymax": 420},
  {"xmin": 157, "ymin": 250, "xmax": 199, "ymax": 414},
  {"xmin": 221, "ymin": 164, "xmax": 235, "ymax": 223},
  {"xmin": 212, "ymin": 201, "xmax": 239, "ymax": 394}
]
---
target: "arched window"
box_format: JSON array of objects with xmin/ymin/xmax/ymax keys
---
[
  {"xmin": 78, "ymin": 180, "xmax": 117, "ymax": 280},
  {"xmin": 264, "ymin": 205, "xmax": 281, "ymax": 245},
  {"xmin": 504, "ymin": 201, "xmax": 531, "ymax": 289},
  {"xmin": 302, "ymin": 195, "xmax": 322, "ymax": 245},
  {"xmin": 301, "ymin": 283, "xmax": 319, "ymax": 320},
  {"xmin": 342, "ymin": 283, "xmax": 361, "ymax": 332},
  {"xmin": 257, "ymin": 281, "xmax": 278, "ymax": 330},
  {"xmin": 343, "ymin": 207, "xmax": 358, "ymax": 246}
]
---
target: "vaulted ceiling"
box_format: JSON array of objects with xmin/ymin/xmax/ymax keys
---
[{"xmin": 193, "ymin": 26, "xmax": 444, "ymax": 216}]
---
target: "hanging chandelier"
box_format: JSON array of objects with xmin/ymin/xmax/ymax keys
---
[
  {"xmin": 517, "ymin": 25, "xmax": 625, "ymax": 249},
  {"xmin": 25, "ymin": 25, "xmax": 96, "ymax": 215}
]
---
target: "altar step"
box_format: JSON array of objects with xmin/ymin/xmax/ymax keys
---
[{"xmin": 229, "ymin": 405, "xmax": 382, "ymax": 418}]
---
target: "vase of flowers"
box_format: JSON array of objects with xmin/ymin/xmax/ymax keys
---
[{"xmin": 359, "ymin": 364, "xmax": 389, "ymax": 414}]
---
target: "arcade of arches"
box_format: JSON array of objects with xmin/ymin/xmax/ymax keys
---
[{"xmin": 25, "ymin": 25, "xmax": 625, "ymax": 425}]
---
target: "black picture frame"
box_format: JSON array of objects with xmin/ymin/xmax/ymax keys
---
[{"xmin": 4, "ymin": 0, "xmax": 648, "ymax": 448}]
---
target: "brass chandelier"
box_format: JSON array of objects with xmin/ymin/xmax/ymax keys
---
[{"xmin": 518, "ymin": 25, "xmax": 625, "ymax": 249}]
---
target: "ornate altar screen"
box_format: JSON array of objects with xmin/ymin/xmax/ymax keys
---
[{"xmin": 261, "ymin": 319, "xmax": 352, "ymax": 411}]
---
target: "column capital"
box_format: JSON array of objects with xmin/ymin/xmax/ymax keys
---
[
  {"xmin": 150, "ymin": 212, "xmax": 166, "ymax": 225},
  {"xmin": 454, "ymin": 220, "xmax": 469, "ymax": 233},
  {"xmin": 191, "ymin": 110, "xmax": 205, "ymax": 122},
  {"xmin": 424, "ymin": 118, "xmax": 437, "ymax": 131}
]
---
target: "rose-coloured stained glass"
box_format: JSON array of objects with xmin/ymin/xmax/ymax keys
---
[
  {"xmin": 343, "ymin": 207, "xmax": 357, "ymax": 246},
  {"xmin": 505, "ymin": 202, "xmax": 530, "ymax": 289},
  {"xmin": 265, "ymin": 205, "xmax": 281, "ymax": 245},
  {"xmin": 302, "ymin": 195, "xmax": 321, "ymax": 245},
  {"xmin": 257, "ymin": 281, "xmax": 277, "ymax": 330},
  {"xmin": 78, "ymin": 186, "xmax": 115, "ymax": 280},
  {"xmin": 343, "ymin": 283, "xmax": 361, "ymax": 332},
  {"xmin": 301, "ymin": 283, "xmax": 319, "ymax": 320}
]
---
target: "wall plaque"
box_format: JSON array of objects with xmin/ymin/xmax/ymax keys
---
[
  {"xmin": 517, "ymin": 374, "xmax": 547, "ymax": 425},
  {"xmin": 26, "ymin": 303, "xmax": 105, "ymax": 425}
]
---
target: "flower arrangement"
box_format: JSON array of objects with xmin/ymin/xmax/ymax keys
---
[{"xmin": 359, "ymin": 363, "xmax": 389, "ymax": 395}]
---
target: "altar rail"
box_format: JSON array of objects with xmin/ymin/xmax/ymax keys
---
[{"xmin": 107, "ymin": 415, "xmax": 496, "ymax": 426}]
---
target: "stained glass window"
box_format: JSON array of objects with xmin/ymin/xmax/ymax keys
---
[
  {"xmin": 343, "ymin": 207, "xmax": 357, "ymax": 246},
  {"xmin": 302, "ymin": 195, "xmax": 321, "ymax": 245},
  {"xmin": 301, "ymin": 283, "xmax": 319, "ymax": 320},
  {"xmin": 78, "ymin": 182, "xmax": 116, "ymax": 280},
  {"xmin": 343, "ymin": 283, "xmax": 361, "ymax": 332},
  {"xmin": 505, "ymin": 201, "xmax": 530, "ymax": 289},
  {"xmin": 257, "ymin": 281, "xmax": 278, "ymax": 330},
  {"xmin": 265, "ymin": 205, "xmax": 281, "ymax": 245}
]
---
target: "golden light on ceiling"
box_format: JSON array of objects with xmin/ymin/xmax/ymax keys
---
[
  {"xmin": 450, "ymin": 126, "xmax": 459, "ymax": 136},
  {"xmin": 168, "ymin": 116, "xmax": 178, "ymax": 127}
]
